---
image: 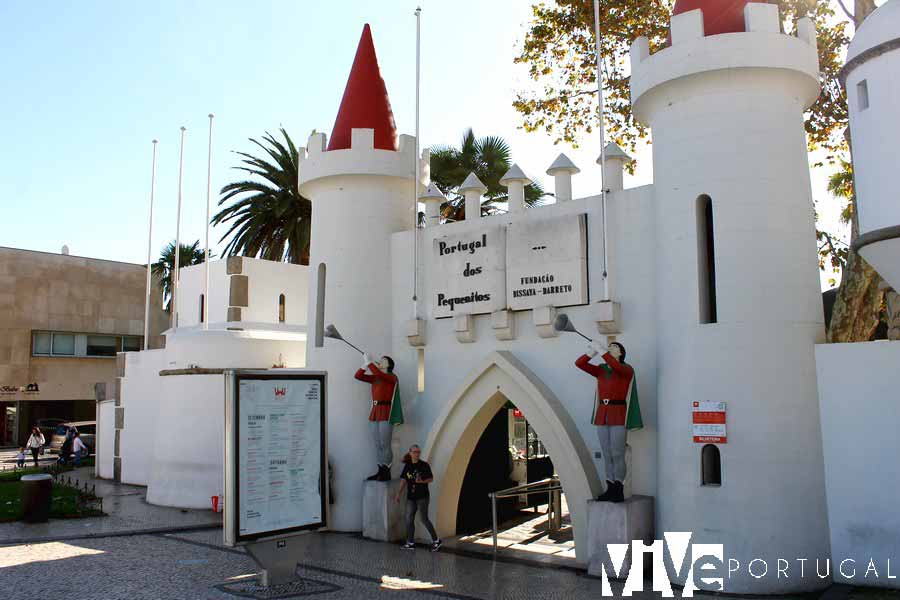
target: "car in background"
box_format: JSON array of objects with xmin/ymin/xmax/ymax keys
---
[
  {"xmin": 48, "ymin": 421, "xmax": 96, "ymax": 455},
  {"xmin": 34, "ymin": 418, "xmax": 67, "ymax": 444}
]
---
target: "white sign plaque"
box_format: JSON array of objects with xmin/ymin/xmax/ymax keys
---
[
  {"xmin": 692, "ymin": 400, "xmax": 727, "ymax": 444},
  {"xmin": 225, "ymin": 371, "xmax": 326, "ymax": 545},
  {"xmin": 506, "ymin": 214, "xmax": 588, "ymax": 310},
  {"xmin": 431, "ymin": 226, "xmax": 506, "ymax": 318}
]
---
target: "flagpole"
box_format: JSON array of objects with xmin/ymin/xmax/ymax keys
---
[
  {"xmin": 143, "ymin": 140, "xmax": 158, "ymax": 350},
  {"xmin": 412, "ymin": 6, "xmax": 422, "ymax": 319},
  {"xmin": 594, "ymin": 0, "xmax": 610, "ymax": 301},
  {"xmin": 173, "ymin": 126, "xmax": 186, "ymax": 331},
  {"xmin": 204, "ymin": 114, "xmax": 214, "ymax": 330}
]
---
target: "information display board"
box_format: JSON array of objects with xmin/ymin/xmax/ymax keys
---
[
  {"xmin": 224, "ymin": 371, "xmax": 327, "ymax": 546},
  {"xmin": 692, "ymin": 400, "xmax": 727, "ymax": 444}
]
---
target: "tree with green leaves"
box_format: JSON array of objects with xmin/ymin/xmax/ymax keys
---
[
  {"xmin": 514, "ymin": 0, "xmax": 884, "ymax": 341},
  {"xmin": 151, "ymin": 240, "xmax": 207, "ymax": 312},
  {"xmin": 212, "ymin": 128, "xmax": 311, "ymax": 265},
  {"xmin": 430, "ymin": 128, "xmax": 546, "ymax": 222},
  {"xmin": 514, "ymin": 0, "xmax": 849, "ymax": 159}
]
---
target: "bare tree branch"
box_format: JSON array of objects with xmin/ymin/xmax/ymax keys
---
[{"xmin": 834, "ymin": 0, "xmax": 855, "ymax": 22}]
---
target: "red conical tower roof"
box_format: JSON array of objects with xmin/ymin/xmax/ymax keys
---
[{"xmin": 328, "ymin": 24, "xmax": 398, "ymax": 152}]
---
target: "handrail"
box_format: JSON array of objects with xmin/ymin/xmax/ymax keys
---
[
  {"xmin": 488, "ymin": 476, "xmax": 560, "ymax": 500},
  {"xmin": 487, "ymin": 476, "xmax": 563, "ymax": 553}
]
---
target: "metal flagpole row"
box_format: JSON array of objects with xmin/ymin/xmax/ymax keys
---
[
  {"xmin": 412, "ymin": 6, "xmax": 422, "ymax": 319},
  {"xmin": 144, "ymin": 115, "xmax": 216, "ymax": 343},
  {"xmin": 143, "ymin": 140, "xmax": 158, "ymax": 350},
  {"xmin": 172, "ymin": 126, "xmax": 186, "ymax": 331},
  {"xmin": 204, "ymin": 114, "xmax": 215, "ymax": 330},
  {"xmin": 594, "ymin": 0, "xmax": 610, "ymax": 301}
]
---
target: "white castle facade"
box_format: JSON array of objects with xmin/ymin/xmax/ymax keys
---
[{"xmin": 103, "ymin": 1, "xmax": 900, "ymax": 594}]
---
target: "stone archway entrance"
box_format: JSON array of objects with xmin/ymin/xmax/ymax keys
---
[{"xmin": 422, "ymin": 350, "xmax": 601, "ymax": 564}]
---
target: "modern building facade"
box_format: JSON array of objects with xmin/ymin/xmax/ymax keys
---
[{"xmin": 0, "ymin": 246, "xmax": 166, "ymax": 446}]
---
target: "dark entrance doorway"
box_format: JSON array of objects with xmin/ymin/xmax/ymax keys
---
[{"xmin": 455, "ymin": 403, "xmax": 557, "ymax": 534}]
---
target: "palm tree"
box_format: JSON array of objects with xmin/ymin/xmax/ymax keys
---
[
  {"xmin": 152, "ymin": 240, "xmax": 207, "ymax": 312},
  {"xmin": 212, "ymin": 128, "xmax": 311, "ymax": 265},
  {"xmin": 430, "ymin": 128, "xmax": 546, "ymax": 222}
]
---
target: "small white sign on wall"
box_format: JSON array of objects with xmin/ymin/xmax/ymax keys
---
[
  {"xmin": 431, "ymin": 226, "xmax": 506, "ymax": 318},
  {"xmin": 506, "ymin": 214, "xmax": 588, "ymax": 310}
]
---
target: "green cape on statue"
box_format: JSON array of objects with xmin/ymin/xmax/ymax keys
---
[
  {"xmin": 595, "ymin": 364, "xmax": 643, "ymax": 431},
  {"xmin": 389, "ymin": 383, "xmax": 404, "ymax": 425}
]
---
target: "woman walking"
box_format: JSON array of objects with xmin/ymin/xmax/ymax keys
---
[
  {"xmin": 394, "ymin": 445, "xmax": 441, "ymax": 551},
  {"xmin": 25, "ymin": 426, "xmax": 45, "ymax": 467}
]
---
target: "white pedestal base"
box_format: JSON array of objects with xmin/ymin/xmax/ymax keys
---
[
  {"xmin": 586, "ymin": 495, "xmax": 655, "ymax": 579},
  {"xmin": 362, "ymin": 480, "xmax": 405, "ymax": 542}
]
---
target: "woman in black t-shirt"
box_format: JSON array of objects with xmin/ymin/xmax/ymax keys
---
[{"xmin": 394, "ymin": 444, "xmax": 441, "ymax": 551}]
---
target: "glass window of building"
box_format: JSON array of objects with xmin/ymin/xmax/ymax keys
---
[
  {"xmin": 51, "ymin": 333, "xmax": 75, "ymax": 356},
  {"xmin": 87, "ymin": 335, "xmax": 118, "ymax": 357},
  {"xmin": 33, "ymin": 332, "xmax": 51, "ymax": 355},
  {"xmin": 122, "ymin": 336, "xmax": 142, "ymax": 352}
]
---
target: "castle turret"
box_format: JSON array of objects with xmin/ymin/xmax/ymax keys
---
[
  {"xmin": 300, "ymin": 24, "xmax": 415, "ymax": 531},
  {"xmin": 631, "ymin": 1, "xmax": 829, "ymax": 593},
  {"xmin": 844, "ymin": 0, "xmax": 900, "ymax": 291}
]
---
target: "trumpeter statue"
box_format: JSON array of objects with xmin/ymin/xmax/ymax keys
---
[
  {"xmin": 555, "ymin": 314, "xmax": 642, "ymax": 502},
  {"xmin": 325, "ymin": 324, "xmax": 404, "ymax": 482}
]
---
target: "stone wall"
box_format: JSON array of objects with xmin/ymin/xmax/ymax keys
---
[{"xmin": 0, "ymin": 246, "xmax": 167, "ymax": 406}]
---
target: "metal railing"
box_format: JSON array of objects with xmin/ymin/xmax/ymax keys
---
[{"xmin": 487, "ymin": 476, "xmax": 562, "ymax": 554}]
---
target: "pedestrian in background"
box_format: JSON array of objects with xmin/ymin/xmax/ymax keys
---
[
  {"xmin": 72, "ymin": 432, "xmax": 88, "ymax": 467},
  {"xmin": 394, "ymin": 444, "xmax": 441, "ymax": 552},
  {"xmin": 58, "ymin": 428, "xmax": 74, "ymax": 465},
  {"xmin": 26, "ymin": 427, "xmax": 44, "ymax": 467},
  {"xmin": 15, "ymin": 448, "xmax": 26, "ymax": 469}
]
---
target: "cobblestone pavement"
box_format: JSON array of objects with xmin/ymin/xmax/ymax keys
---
[
  {"xmin": 0, "ymin": 466, "xmax": 220, "ymax": 544},
  {"xmin": 0, "ymin": 527, "xmax": 829, "ymax": 600},
  {"xmin": 0, "ymin": 528, "xmax": 637, "ymax": 600}
]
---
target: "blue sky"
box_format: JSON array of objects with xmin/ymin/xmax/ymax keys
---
[{"xmin": 1, "ymin": 1, "xmax": 849, "ymax": 288}]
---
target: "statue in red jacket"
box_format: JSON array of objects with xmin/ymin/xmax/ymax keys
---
[
  {"xmin": 575, "ymin": 341, "xmax": 642, "ymax": 502},
  {"xmin": 354, "ymin": 353, "xmax": 404, "ymax": 482}
]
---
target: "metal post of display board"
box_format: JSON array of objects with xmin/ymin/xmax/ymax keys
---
[{"xmin": 224, "ymin": 369, "xmax": 328, "ymax": 589}]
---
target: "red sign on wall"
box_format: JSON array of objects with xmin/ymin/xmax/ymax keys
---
[{"xmin": 692, "ymin": 401, "xmax": 726, "ymax": 443}]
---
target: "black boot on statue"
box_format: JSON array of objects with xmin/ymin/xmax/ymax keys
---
[
  {"xmin": 595, "ymin": 480, "xmax": 615, "ymax": 502},
  {"xmin": 610, "ymin": 481, "xmax": 625, "ymax": 503},
  {"xmin": 366, "ymin": 466, "xmax": 381, "ymax": 481},
  {"xmin": 376, "ymin": 464, "xmax": 392, "ymax": 481}
]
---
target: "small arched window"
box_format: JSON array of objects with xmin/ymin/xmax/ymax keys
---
[
  {"xmin": 278, "ymin": 293, "xmax": 286, "ymax": 323},
  {"xmin": 701, "ymin": 444, "xmax": 721, "ymax": 486},
  {"xmin": 199, "ymin": 294, "xmax": 205, "ymax": 323}
]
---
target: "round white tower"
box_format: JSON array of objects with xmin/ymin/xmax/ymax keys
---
[
  {"xmin": 844, "ymin": 0, "xmax": 900, "ymax": 291},
  {"xmin": 300, "ymin": 24, "xmax": 414, "ymax": 531},
  {"xmin": 631, "ymin": 2, "xmax": 829, "ymax": 593}
]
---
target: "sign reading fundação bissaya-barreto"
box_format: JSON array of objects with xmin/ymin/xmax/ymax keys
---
[{"xmin": 431, "ymin": 214, "xmax": 588, "ymax": 318}]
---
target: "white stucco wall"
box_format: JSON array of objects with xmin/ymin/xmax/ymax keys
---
[
  {"xmin": 117, "ymin": 328, "xmax": 307, "ymax": 505},
  {"xmin": 146, "ymin": 372, "xmax": 224, "ymax": 508},
  {"xmin": 177, "ymin": 258, "xmax": 309, "ymax": 330},
  {"xmin": 96, "ymin": 399, "xmax": 115, "ymax": 479},
  {"xmin": 177, "ymin": 259, "xmax": 229, "ymax": 327},
  {"xmin": 119, "ymin": 348, "xmax": 167, "ymax": 486},
  {"xmin": 817, "ymin": 341, "xmax": 900, "ymax": 589}
]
